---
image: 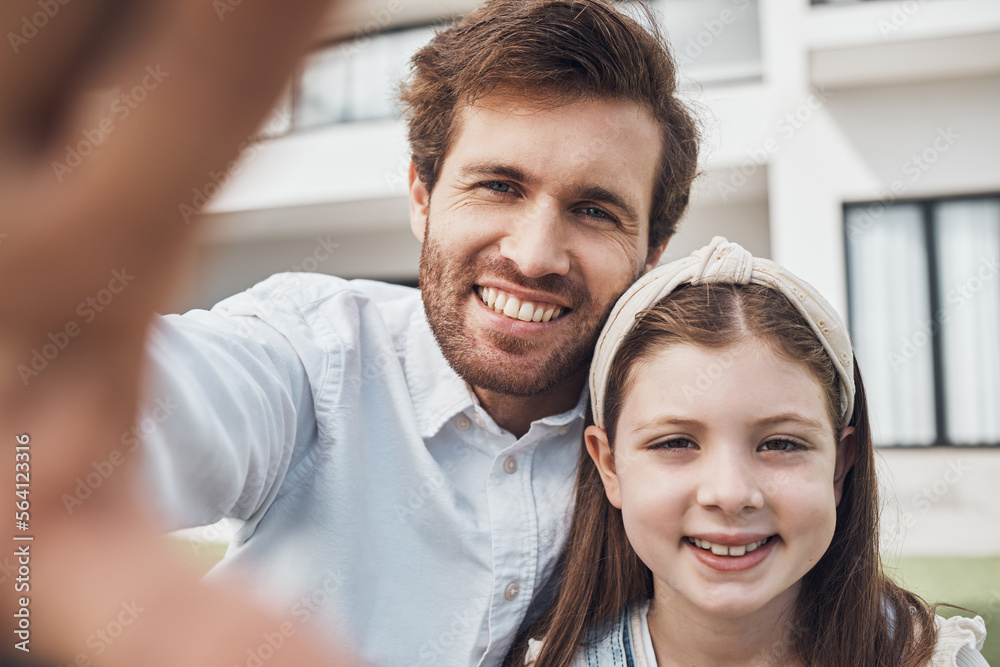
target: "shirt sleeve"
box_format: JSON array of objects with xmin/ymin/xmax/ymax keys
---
[
  {"xmin": 931, "ymin": 615, "xmax": 989, "ymax": 667},
  {"xmin": 137, "ymin": 302, "xmax": 319, "ymax": 531}
]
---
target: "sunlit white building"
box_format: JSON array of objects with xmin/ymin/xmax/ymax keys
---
[{"xmin": 184, "ymin": 0, "xmax": 1000, "ymax": 557}]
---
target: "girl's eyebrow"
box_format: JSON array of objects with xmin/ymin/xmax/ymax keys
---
[
  {"xmin": 754, "ymin": 413, "xmax": 827, "ymax": 433},
  {"xmin": 633, "ymin": 415, "xmax": 702, "ymax": 432},
  {"xmin": 632, "ymin": 413, "xmax": 827, "ymax": 434}
]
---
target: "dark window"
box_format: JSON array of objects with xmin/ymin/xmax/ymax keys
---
[{"xmin": 845, "ymin": 194, "xmax": 1000, "ymax": 447}]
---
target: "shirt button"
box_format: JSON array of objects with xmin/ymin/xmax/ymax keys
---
[
  {"xmin": 503, "ymin": 456, "xmax": 517, "ymax": 474},
  {"xmin": 456, "ymin": 416, "xmax": 470, "ymax": 431},
  {"xmin": 558, "ymin": 425, "xmax": 569, "ymax": 435},
  {"xmin": 504, "ymin": 582, "xmax": 519, "ymax": 600},
  {"xmin": 473, "ymin": 414, "xmax": 485, "ymax": 428}
]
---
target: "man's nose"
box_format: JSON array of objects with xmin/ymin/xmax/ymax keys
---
[
  {"xmin": 498, "ymin": 200, "xmax": 571, "ymax": 278},
  {"xmin": 696, "ymin": 447, "xmax": 765, "ymax": 516}
]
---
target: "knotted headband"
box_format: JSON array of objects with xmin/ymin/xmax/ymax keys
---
[{"xmin": 589, "ymin": 237, "xmax": 855, "ymax": 430}]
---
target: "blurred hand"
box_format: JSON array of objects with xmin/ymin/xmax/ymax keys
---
[{"xmin": 0, "ymin": 1, "xmax": 364, "ymax": 664}]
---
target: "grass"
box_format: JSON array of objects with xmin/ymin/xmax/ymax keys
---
[{"xmin": 889, "ymin": 556, "xmax": 1000, "ymax": 665}]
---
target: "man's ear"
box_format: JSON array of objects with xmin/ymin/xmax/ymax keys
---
[
  {"xmin": 409, "ymin": 160, "xmax": 430, "ymax": 242},
  {"xmin": 585, "ymin": 424, "xmax": 622, "ymax": 509},
  {"xmin": 833, "ymin": 426, "xmax": 857, "ymax": 506},
  {"xmin": 644, "ymin": 237, "xmax": 670, "ymax": 273}
]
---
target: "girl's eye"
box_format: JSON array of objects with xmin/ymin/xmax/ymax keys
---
[
  {"xmin": 759, "ymin": 439, "xmax": 804, "ymax": 452},
  {"xmin": 650, "ymin": 437, "xmax": 697, "ymax": 450}
]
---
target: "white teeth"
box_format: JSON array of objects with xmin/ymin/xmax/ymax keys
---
[
  {"xmin": 477, "ymin": 287, "xmax": 565, "ymax": 323},
  {"xmin": 689, "ymin": 536, "xmax": 769, "ymax": 556},
  {"xmin": 517, "ymin": 302, "xmax": 534, "ymax": 322}
]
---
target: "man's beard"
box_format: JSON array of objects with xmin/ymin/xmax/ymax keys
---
[{"xmin": 418, "ymin": 230, "xmax": 638, "ymax": 398}]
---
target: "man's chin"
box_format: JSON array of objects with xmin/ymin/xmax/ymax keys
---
[{"xmin": 445, "ymin": 346, "xmax": 591, "ymax": 398}]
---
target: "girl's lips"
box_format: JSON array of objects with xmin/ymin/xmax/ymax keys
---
[{"xmin": 685, "ymin": 535, "xmax": 779, "ymax": 573}]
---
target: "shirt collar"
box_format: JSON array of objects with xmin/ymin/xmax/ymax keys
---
[
  {"xmin": 404, "ymin": 304, "xmax": 590, "ymax": 439},
  {"xmin": 404, "ymin": 306, "xmax": 477, "ymax": 440}
]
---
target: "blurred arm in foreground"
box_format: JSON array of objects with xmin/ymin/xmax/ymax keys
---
[{"xmin": 0, "ymin": 0, "xmax": 363, "ymax": 664}]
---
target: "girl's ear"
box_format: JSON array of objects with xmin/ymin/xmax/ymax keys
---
[
  {"xmin": 585, "ymin": 424, "xmax": 622, "ymax": 509},
  {"xmin": 833, "ymin": 426, "xmax": 857, "ymax": 506}
]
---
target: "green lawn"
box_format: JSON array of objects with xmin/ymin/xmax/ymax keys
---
[{"xmin": 889, "ymin": 557, "xmax": 999, "ymax": 665}]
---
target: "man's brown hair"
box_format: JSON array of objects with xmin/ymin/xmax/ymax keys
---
[{"xmin": 399, "ymin": 0, "xmax": 700, "ymax": 251}]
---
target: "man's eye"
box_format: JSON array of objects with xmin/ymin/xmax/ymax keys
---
[
  {"xmin": 578, "ymin": 206, "xmax": 613, "ymax": 221},
  {"xmin": 483, "ymin": 181, "xmax": 512, "ymax": 193}
]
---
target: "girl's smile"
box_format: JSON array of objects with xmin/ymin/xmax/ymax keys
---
[{"xmin": 586, "ymin": 338, "xmax": 856, "ymax": 621}]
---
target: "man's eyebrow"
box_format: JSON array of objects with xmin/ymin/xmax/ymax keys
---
[{"xmin": 458, "ymin": 163, "xmax": 533, "ymax": 184}]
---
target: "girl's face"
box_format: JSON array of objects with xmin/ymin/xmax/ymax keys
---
[{"xmin": 586, "ymin": 339, "xmax": 855, "ymax": 620}]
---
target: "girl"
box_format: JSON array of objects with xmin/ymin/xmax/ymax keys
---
[{"xmin": 511, "ymin": 238, "xmax": 988, "ymax": 667}]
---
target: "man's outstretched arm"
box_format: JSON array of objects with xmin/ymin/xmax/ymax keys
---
[{"xmin": 0, "ymin": 1, "xmax": 363, "ymax": 664}]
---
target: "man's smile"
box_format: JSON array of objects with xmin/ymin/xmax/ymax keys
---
[{"xmin": 475, "ymin": 284, "xmax": 569, "ymax": 323}]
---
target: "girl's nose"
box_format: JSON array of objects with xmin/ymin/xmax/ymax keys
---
[{"xmin": 696, "ymin": 448, "xmax": 765, "ymax": 516}]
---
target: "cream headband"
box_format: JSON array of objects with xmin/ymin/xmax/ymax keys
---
[{"xmin": 589, "ymin": 237, "xmax": 855, "ymax": 430}]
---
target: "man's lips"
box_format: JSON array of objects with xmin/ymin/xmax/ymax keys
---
[
  {"xmin": 475, "ymin": 284, "xmax": 571, "ymax": 323},
  {"xmin": 684, "ymin": 534, "xmax": 778, "ymax": 572}
]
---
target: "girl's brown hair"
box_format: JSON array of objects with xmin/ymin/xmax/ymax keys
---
[{"xmin": 508, "ymin": 283, "xmax": 938, "ymax": 667}]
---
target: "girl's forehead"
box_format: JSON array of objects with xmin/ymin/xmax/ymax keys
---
[{"xmin": 621, "ymin": 340, "xmax": 836, "ymax": 436}]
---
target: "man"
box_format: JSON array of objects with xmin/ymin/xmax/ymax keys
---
[{"xmin": 139, "ymin": 0, "xmax": 698, "ymax": 665}]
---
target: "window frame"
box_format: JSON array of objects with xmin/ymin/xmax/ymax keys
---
[{"xmin": 843, "ymin": 191, "xmax": 1000, "ymax": 448}]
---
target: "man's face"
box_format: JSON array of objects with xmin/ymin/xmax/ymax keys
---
[{"xmin": 410, "ymin": 94, "xmax": 664, "ymax": 397}]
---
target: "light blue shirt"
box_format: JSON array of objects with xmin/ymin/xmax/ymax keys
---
[{"xmin": 139, "ymin": 273, "xmax": 584, "ymax": 667}]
